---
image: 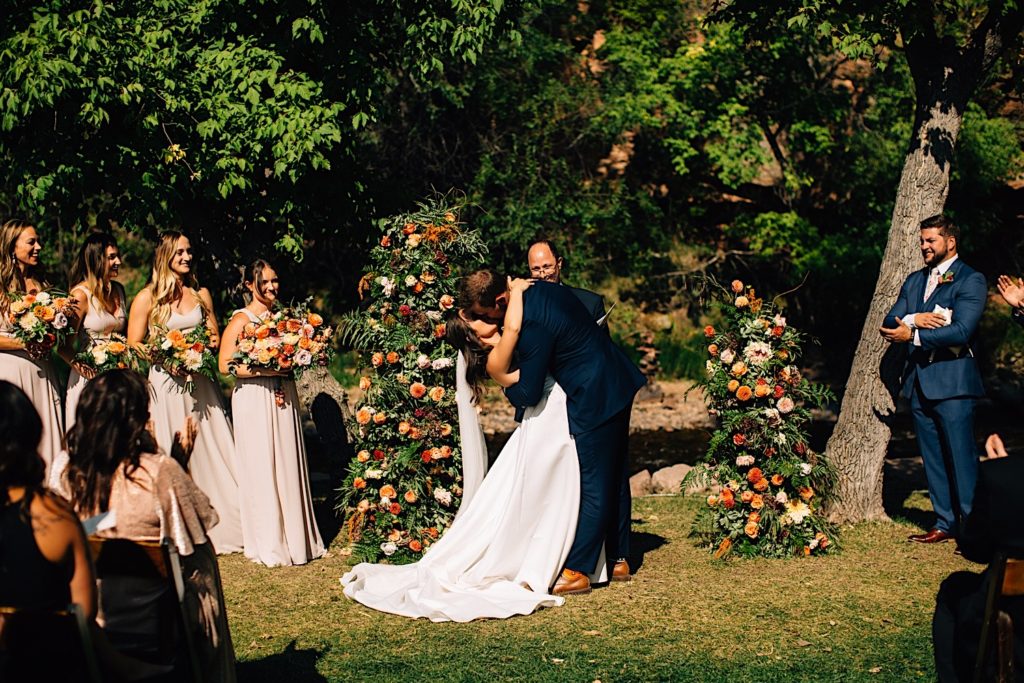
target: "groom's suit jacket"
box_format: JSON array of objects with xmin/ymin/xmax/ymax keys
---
[
  {"xmin": 503, "ymin": 281, "xmax": 645, "ymax": 435},
  {"xmin": 883, "ymin": 258, "xmax": 986, "ymax": 401}
]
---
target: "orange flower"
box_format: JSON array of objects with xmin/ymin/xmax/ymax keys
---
[
  {"xmin": 799, "ymin": 486, "xmax": 814, "ymax": 501},
  {"xmin": 167, "ymin": 329, "xmax": 186, "ymax": 349},
  {"xmin": 777, "ymin": 349, "xmax": 789, "ymax": 360},
  {"xmin": 359, "ymin": 377, "xmax": 372, "ymax": 391},
  {"xmin": 727, "ymin": 379, "xmax": 740, "ymax": 393},
  {"xmin": 440, "ymin": 424, "xmax": 452, "ymax": 436},
  {"xmin": 434, "ymin": 324, "xmax": 446, "ymax": 339},
  {"xmin": 735, "ymin": 296, "xmax": 749, "ymax": 308},
  {"xmin": 356, "ymin": 499, "xmax": 370, "ymax": 512},
  {"xmin": 815, "ymin": 532, "xmax": 829, "ymax": 549},
  {"xmin": 398, "ymin": 421, "xmax": 411, "ymax": 435},
  {"xmin": 754, "ymin": 382, "xmax": 771, "ymax": 398},
  {"xmin": 426, "ymin": 527, "xmax": 439, "ymax": 539},
  {"xmin": 740, "ymin": 490, "xmax": 754, "ymax": 503},
  {"xmin": 428, "ymin": 386, "xmax": 445, "ymax": 402},
  {"xmin": 750, "ymin": 495, "xmax": 764, "ymax": 510},
  {"xmin": 353, "ymin": 477, "xmax": 366, "ymax": 489},
  {"xmin": 410, "ymin": 382, "xmax": 427, "ymax": 399},
  {"xmin": 107, "ymin": 341, "xmax": 126, "ymax": 354},
  {"xmin": 731, "ymin": 361, "xmax": 748, "ymax": 377},
  {"xmin": 747, "ymin": 511, "xmax": 761, "ymax": 524},
  {"xmin": 720, "ymin": 488, "xmax": 735, "ymax": 509},
  {"xmin": 704, "ymin": 325, "xmax": 716, "ymax": 338},
  {"xmin": 731, "ymin": 280, "xmax": 744, "ymax": 293},
  {"xmin": 404, "ymin": 490, "xmax": 417, "ymax": 503},
  {"xmin": 286, "ymin": 318, "xmax": 302, "ymax": 333},
  {"xmin": 356, "ymin": 450, "xmax": 370, "ymax": 463},
  {"xmin": 744, "ymin": 521, "xmax": 759, "ymax": 539},
  {"xmin": 706, "ymin": 495, "xmax": 718, "ymax": 507},
  {"xmin": 409, "ymin": 540, "xmax": 423, "ymax": 552},
  {"xmin": 439, "ymin": 294, "xmax": 455, "ymax": 311},
  {"xmin": 713, "ymin": 538, "xmax": 733, "ymax": 559},
  {"xmin": 372, "ymin": 412, "xmax": 387, "ymax": 425},
  {"xmin": 708, "ymin": 344, "xmax": 719, "ymax": 356},
  {"xmin": 307, "ymin": 312, "xmax": 324, "ymax": 326},
  {"xmin": 747, "ymin": 467, "xmax": 763, "ymax": 483},
  {"xmin": 771, "ymin": 474, "xmax": 784, "ymax": 486},
  {"xmin": 754, "ymin": 478, "xmax": 769, "ymax": 492},
  {"xmin": 380, "ymin": 485, "xmax": 397, "ymax": 499},
  {"xmin": 380, "ymin": 235, "xmax": 391, "ymax": 247},
  {"xmin": 355, "ymin": 408, "xmax": 372, "ymax": 425},
  {"xmin": 402, "ymin": 222, "xmax": 417, "ymax": 235},
  {"xmin": 413, "ymin": 282, "xmax": 425, "ymax": 294},
  {"xmin": 408, "ymin": 427, "xmax": 423, "ymax": 440},
  {"xmin": 736, "ymin": 386, "xmax": 753, "ymax": 401},
  {"xmin": 255, "ymin": 326, "xmax": 270, "ymax": 340},
  {"xmin": 389, "ymin": 503, "xmax": 401, "ymax": 515},
  {"xmin": 371, "ymin": 352, "xmax": 384, "ymax": 367},
  {"xmin": 803, "ymin": 546, "xmax": 811, "ymax": 556},
  {"xmin": 386, "ymin": 351, "xmax": 400, "ymax": 364}
]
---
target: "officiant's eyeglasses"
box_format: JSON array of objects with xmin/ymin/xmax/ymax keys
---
[{"xmin": 530, "ymin": 264, "xmax": 557, "ymax": 276}]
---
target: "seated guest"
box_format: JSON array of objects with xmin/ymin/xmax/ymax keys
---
[
  {"xmin": 933, "ymin": 433, "xmax": 1024, "ymax": 681},
  {"xmin": 53, "ymin": 370, "xmax": 236, "ymax": 683},
  {"xmin": 0, "ymin": 380, "xmax": 160, "ymax": 681}
]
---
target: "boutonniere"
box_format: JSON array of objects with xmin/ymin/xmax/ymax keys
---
[{"xmin": 937, "ymin": 271, "xmax": 954, "ymax": 286}]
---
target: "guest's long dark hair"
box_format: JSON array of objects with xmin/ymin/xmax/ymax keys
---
[
  {"xmin": 445, "ymin": 312, "xmax": 489, "ymax": 404},
  {"xmin": 65, "ymin": 370, "xmax": 159, "ymax": 515},
  {"xmin": 0, "ymin": 380, "xmax": 45, "ymax": 510},
  {"xmin": 234, "ymin": 257, "xmax": 274, "ymax": 305}
]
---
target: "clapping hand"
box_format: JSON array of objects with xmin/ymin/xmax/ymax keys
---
[
  {"xmin": 997, "ymin": 275, "xmax": 1024, "ymax": 309},
  {"xmin": 985, "ymin": 433, "xmax": 1009, "ymax": 460},
  {"xmin": 170, "ymin": 415, "xmax": 198, "ymax": 468}
]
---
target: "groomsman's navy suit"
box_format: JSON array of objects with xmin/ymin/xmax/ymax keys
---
[
  {"xmin": 504, "ymin": 281, "xmax": 646, "ymax": 574},
  {"xmin": 884, "ymin": 257, "xmax": 986, "ymax": 534}
]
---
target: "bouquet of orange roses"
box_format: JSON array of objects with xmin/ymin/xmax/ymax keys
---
[
  {"xmin": 7, "ymin": 290, "xmax": 75, "ymax": 358},
  {"xmin": 74, "ymin": 334, "xmax": 148, "ymax": 374},
  {"xmin": 230, "ymin": 303, "xmax": 334, "ymax": 378},
  {"xmin": 150, "ymin": 325, "xmax": 218, "ymax": 393}
]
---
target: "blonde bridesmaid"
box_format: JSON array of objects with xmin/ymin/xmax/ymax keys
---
[
  {"xmin": 127, "ymin": 231, "xmax": 243, "ymax": 554},
  {"xmin": 218, "ymin": 259, "xmax": 325, "ymax": 566},
  {"xmin": 60, "ymin": 232, "xmax": 127, "ymax": 429},
  {"xmin": 0, "ymin": 220, "xmax": 64, "ymax": 474}
]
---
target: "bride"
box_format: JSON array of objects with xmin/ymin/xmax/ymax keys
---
[{"xmin": 340, "ymin": 278, "xmax": 602, "ymax": 622}]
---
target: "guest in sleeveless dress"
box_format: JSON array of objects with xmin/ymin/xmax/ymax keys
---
[
  {"xmin": 60, "ymin": 232, "xmax": 128, "ymax": 430},
  {"xmin": 55, "ymin": 371, "xmax": 236, "ymax": 683},
  {"xmin": 0, "ymin": 220, "xmax": 65, "ymax": 477},
  {"xmin": 218, "ymin": 259, "xmax": 325, "ymax": 567},
  {"xmin": 127, "ymin": 231, "xmax": 243, "ymax": 554}
]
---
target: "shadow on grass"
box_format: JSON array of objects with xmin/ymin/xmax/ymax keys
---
[
  {"xmin": 237, "ymin": 641, "xmax": 328, "ymax": 683},
  {"xmin": 630, "ymin": 527, "xmax": 668, "ymax": 574},
  {"xmin": 882, "ymin": 457, "xmax": 933, "ymax": 531}
]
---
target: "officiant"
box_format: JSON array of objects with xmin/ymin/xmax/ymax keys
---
[
  {"xmin": 526, "ymin": 238, "xmax": 607, "ymax": 326},
  {"xmin": 879, "ymin": 215, "xmax": 987, "ymax": 546}
]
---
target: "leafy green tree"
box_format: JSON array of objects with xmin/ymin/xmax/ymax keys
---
[{"xmin": 710, "ymin": 0, "xmax": 1024, "ymax": 522}]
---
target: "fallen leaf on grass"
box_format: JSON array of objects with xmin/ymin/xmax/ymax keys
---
[
  {"xmin": 869, "ymin": 667, "xmax": 882, "ymax": 674},
  {"xmin": 583, "ymin": 630, "xmax": 602, "ymax": 636},
  {"xmin": 795, "ymin": 639, "xmax": 812, "ymax": 647},
  {"xmin": 551, "ymin": 658, "xmax": 565, "ymax": 665}
]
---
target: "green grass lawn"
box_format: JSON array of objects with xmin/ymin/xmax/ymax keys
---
[{"xmin": 221, "ymin": 493, "xmax": 969, "ymax": 682}]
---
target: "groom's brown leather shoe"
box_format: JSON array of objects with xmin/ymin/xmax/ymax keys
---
[
  {"xmin": 907, "ymin": 529, "xmax": 954, "ymax": 544},
  {"xmin": 552, "ymin": 569, "xmax": 591, "ymax": 596},
  {"xmin": 611, "ymin": 560, "xmax": 632, "ymax": 582}
]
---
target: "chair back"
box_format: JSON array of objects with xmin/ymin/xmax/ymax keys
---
[
  {"xmin": 89, "ymin": 536, "xmax": 204, "ymax": 682},
  {"xmin": 0, "ymin": 603, "xmax": 103, "ymax": 682},
  {"xmin": 974, "ymin": 552, "xmax": 1024, "ymax": 683}
]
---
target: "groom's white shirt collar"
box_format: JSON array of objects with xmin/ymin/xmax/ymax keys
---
[{"xmin": 931, "ymin": 254, "xmax": 958, "ymax": 275}]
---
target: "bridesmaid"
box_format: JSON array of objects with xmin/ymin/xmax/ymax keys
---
[
  {"xmin": 218, "ymin": 259, "xmax": 325, "ymax": 567},
  {"xmin": 0, "ymin": 220, "xmax": 64, "ymax": 474},
  {"xmin": 127, "ymin": 231, "xmax": 243, "ymax": 554},
  {"xmin": 61, "ymin": 232, "xmax": 127, "ymax": 429}
]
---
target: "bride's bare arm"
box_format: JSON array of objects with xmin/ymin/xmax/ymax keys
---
[{"xmin": 487, "ymin": 278, "xmax": 533, "ymax": 387}]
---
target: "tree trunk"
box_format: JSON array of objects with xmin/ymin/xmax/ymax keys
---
[{"xmin": 826, "ymin": 40, "xmax": 971, "ymax": 523}]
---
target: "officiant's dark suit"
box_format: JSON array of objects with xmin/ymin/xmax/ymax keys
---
[
  {"xmin": 503, "ymin": 281, "xmax": 645, "ymax": 574},
  {"xmin": 882, "ymin": 217, "xmax": 986, "ymax": 540},
  {"xmin": 933, "ymin": 453, "xmax": 1024, "ymax": 681}
]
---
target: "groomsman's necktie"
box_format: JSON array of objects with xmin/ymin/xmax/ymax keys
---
[{"xmin": 923, "ymin": 268, "xmax": 940, "ymax": 301}]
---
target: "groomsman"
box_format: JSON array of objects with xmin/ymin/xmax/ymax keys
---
[
  {"xmin": 527, "ymin": 239, "xmax": 607, "ymax": 324},
  {"xmin": 880, "ymin": 215, "xmax": 987, "ymax": 544},
  {"xmin": 525, "ymin": 238, "xmax": 633, "ymax": 584}
]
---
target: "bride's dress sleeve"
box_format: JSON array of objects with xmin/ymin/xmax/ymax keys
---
[{"xmin": 456, "ymin": 351, "xmax": 488, "ymax": 507}]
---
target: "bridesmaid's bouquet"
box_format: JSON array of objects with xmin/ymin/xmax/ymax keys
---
[
  {"xmin": 150, "ymin": 325, "xmax": 218, "ymax": 393},
  {"xmin": 74, "ymin": 334, "xmax": 148, "ymax": 374},
  {"xmin": 230, "ymin": 303, "xmax": 334, "ymax": 378},
  {"xmin": 6, "ymin": 290, "xmax": 75, "ymax": 358}
]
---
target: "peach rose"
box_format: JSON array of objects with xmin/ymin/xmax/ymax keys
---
[
  {"xmin": 440, "ymin": 424, "xmax": 453, "ymax": 437},
  {"xmin": 744, "ymin": 521, "xmax": 759, "ymax": 539},
  {"xmin": 703, "ymin": 325, "xmax": 716, "ymax": 338},
  {"xmin": 372, "ymin": 412, "xmax": 387, "ymax": 425},
  {"xmin": 740, "ymin": 490, "xmax": 754, "ymax": 503},
  {"xmin": 439, "ymin": 294, "xmax": 455, "ymax": 311},
  {"xmin": 107, "ymin": 341, "xmax": 126, "ymax": 354},
  {"xmin": 736, "ymin": 386, "xmax": 753, "ymax": 401},
  {"xmin": 409, "ymin": 540, "xmax": 423, "ymax": 552},
  {"xmin": 770, "ymin": 474, "xmax": 784, "ymax": 486},
  {"xmin": 799, "ymin": 486, "xmax": 814, "ymax": 501},
  {"xmin": 380, "ymin": 485, "xmax": 397, "ymax": 499},
  {"xmin": 754, "ymin": 382, "xmax": 771, "ymax": 398},
  {"xmin": 708, "ymin": 344, "xmax": 719, "ymax": 356},
  {"xmin": 750, "ymin": 494, "xmax": 764, "ymax": 509},
  {"xmin": 371, "ymin": 352, "xmax": 384, "ymax": 367},
  {"xmin": 434, "ymin": 324, "xmax": 446, "ymax": 338},
  {"xmin": 753, "ymin": 478, "xmax": 769, "ymax": 492},
  {"xmin": 386, "ymin": 351, "xmax": 400, "ymax": 364},
  {"xmin": 356, "ymin": 450, "xmax": 371, "ymax": 463},
  {"xmin": 380, "ymin": 235, "xmax": 391, "ymax": 247},
  {"xmin": 353, "ymin": 477, "xmax": 366, "ymax": 489},
  {"xmin": 727, "ymin": 379, "xmax": 740, "ymax": 393},
  {"xmin": 404, "ymin": 490, "xmax": 417, "ymax": 503},
  {"xmin": 731, "ymin": 361, "xmax": 748, "ymax": 377},
  {"xmin": 413, "ymin": 282, "xmax": 425, "ymax": 294},
  {"xmin": 731, "ymin": 280, "xmax": 744, "ymax": 293},
  {"xmin": 428, "ymin": 386, "xmax": 445, "ymax": 402},
  {"xmin": 355, "ymin": 408, "xmax": 372, "ymax": 425},
  {"xmin": 408, "ymin": 427, "xmax": 423, "ymax": 440},
  {"xmin": 388, "ymin": 529, "xmax": 402, "ymax": 542},
  {"xmin": 747, "ymin": 511, "xmax": 761, "ymax": 524},
  {"xmin": 359, "ymin": 376, "xmax": 372, "ymax": 391},
  {"xmin": 398, "ymin": 421, "xmax": 411, "ymax": 435},
  {"xmin": 735, "ymin": 295, "xmax": 749, "ymax": 308},
  {"xmin": 410, "ymin": 382, "xmax": 427, "ymax": 399},
  {"xmin": 706, "ymin": 495, "xmax": 718, "ymax": 507},
  {"xmin": 747, "ymin": 467, "xmax": 764, "ymax": 483},
  {"xmin": 439, "ymin": 445, "xmax": 452, "ymax": 458}
]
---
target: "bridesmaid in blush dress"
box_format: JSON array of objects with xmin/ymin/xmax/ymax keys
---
[
  {"xmin": 60, "ymin": 232, "xmax": 128, "ymax": 429},
  {"xmin": 218, "ymin": 259, "xmax": 325, "ymax": 567},
  {"xmin": 0, "ymin": 220, "xmax": 65, "ymax": 476},
  {"xmin": 127, "ymin": 231, "xmax": 243, "ymax": 555}
]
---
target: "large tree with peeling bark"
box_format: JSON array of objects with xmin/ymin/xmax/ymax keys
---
[{"xmin": 711, "ymin": 0, "xmax": 1024, "ymax": 522}]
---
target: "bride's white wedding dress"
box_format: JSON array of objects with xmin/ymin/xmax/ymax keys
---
[{"xmin": 340, "ymin": 355, "xmax": 600, "ymax": 622}]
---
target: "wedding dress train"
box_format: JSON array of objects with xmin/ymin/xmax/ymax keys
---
[{"xmin": 340, "ymin": 374, "xmax": 588, "ymax": 622}]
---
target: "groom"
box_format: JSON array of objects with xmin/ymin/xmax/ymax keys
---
[{"xmin": 459, "ymin": 268, "xmax": 646, "ymax": 595}]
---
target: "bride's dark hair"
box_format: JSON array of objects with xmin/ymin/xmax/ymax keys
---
[{"xmin": 445, "ymin": 312, "xmax": 489, "ymax": 404}]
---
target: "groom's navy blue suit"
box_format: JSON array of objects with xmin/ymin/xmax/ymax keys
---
[
  {"xmin": 503, "ymin": 282, "xmax": 646, "ymax": 573},
  {"xmin": 884, "ymin": 257, "xmax": 986, "ymax": 534}
]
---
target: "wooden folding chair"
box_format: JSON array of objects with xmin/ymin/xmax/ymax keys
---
[
  {"xmin": 0, "ymin": 603, "xmax": 103, "ymax": 682},
  {"xmin": 89, "ymin": 536, "xmax": 204, "ymax": 683},
  {"xmin": 974, "ymin": 552, "xmax": 1024, "ymax": 683}
]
